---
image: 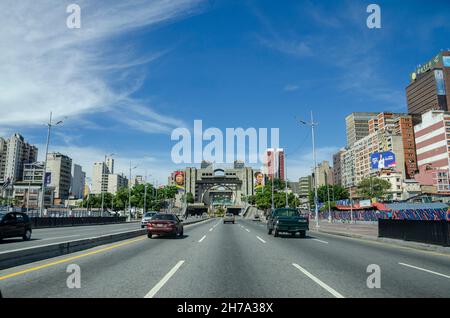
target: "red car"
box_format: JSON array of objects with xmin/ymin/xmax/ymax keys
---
[{"xmin": 147, "ymin": 213, "xmax": 184, "ymax": 238}]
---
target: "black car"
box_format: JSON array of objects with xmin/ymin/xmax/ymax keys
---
[{"xmin": 0, "ymin": 212, "xmax": 32, "ymax": 241}]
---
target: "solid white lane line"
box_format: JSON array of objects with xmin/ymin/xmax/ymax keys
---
[
  {"xmin": 144, "ymin": 260, "xmax": 185, "ymax": 298},
  {"xmin": 292, "ymin": 263, "xmax": 344, "ymax": 298},
  {"xmin": 198, "ymin": 235, "xmax": 206, "ymax": 243},
  {"xmin": 245, "ymin": 228, "xmax": 250, "ymax": 232},
  {"xmin": 399, "ymin": 262, "xmax": 450, "ymax": 279},
  {"xmin": 256, "ymin": 236, "xmax": 266, "ymax": 244},
  {"xmin": 209, "ymin": 228, "xmax": 213, "ymax": 232},
  {"xmin": 312, "ymin": 239, "xmax": 329, "ymax": 244}
]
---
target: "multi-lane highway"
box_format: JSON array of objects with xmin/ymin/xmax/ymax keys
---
[{"xmin": 0, "ymin": 217, "xmax": 449, "ymax": 298}]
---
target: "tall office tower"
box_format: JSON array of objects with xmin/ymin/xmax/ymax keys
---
[
  {"xmin": 91, "ymin": 161, "xmax": 107, "ymax": 194},
  {"xmin": 314, "ymin": 160, "xmax": 333, "ymax": 187},
  {"xmin": 406, "ymin": 51, "xmax": 450, "ymax": 121},
  {"xmin": 70, "ymin": 164, "xmax": 86, "ymax": 199},
  {"xmin": 332, "ymin": 149, "xmax": 345, "ymax": 186},
  {"xmin": 345, "ymin": 112, "xmax": 378, "ymax": 147},
  {"xmin": 106, "ymin": 156, "xmax": 114, "ymax": 174}
]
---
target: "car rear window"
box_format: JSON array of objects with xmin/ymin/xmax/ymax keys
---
[
  {"xmin": 144, "ymin": 212, "xmax": 156, "ymax": 217},
  {"xmin": 275, "ymin": 209, "xmax": 299, "ymax": 217},
  {"xmin": 226, "ymin": 213, "xmax": 233, "ymax": 216},
  {"xmin": 152, "ymin": 214, "xmax": 176, "ymax": 220}
]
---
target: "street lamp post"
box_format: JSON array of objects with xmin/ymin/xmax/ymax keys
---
[
  {"xmin": 299, "ymin": 111, "xmax": 319, "ymax": 228},
  {"xmin": 39, "ymin": 112, "xmax": 64, "ymax": 217},
  {"xmin": 285, "ymin": 154, "xmax": 289, "ymax": 208},
  {"xmin": 128, "ymin": 162, "xmax": 138, "ymax": 221}
]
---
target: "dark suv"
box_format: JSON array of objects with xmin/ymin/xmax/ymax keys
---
[{"xmin": 0, "ymin": 212, "xmax": 32, "ymax": 241}]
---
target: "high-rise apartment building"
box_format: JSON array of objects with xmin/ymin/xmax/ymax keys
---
[
  {"xmin": 345, "ymin": 112, "xmax": 378, "ymax": 147},
  {"xmin": 332, "ymin": 149, "xmax": 345, "ymax": 186},
  {"xmin": 314, "ymin": 161, "xmax": 333, "ymax": 187},
  {"xmin": 414, "ymin": 110, "xmax": 450, "ymax": 171},
  {"xmin": 46, "ymin": 153, "xmax": 72, "ymax": 204},
  {"xmin": 107, "ymin": 173, "xmax": 128, "ymax": 195},
  {"xmin": 298, "ymin": 176, "xmax": 312, "ymax": 199},
  {"xmin": 0, "ymin": 133, "xmax": 38, "ymax": 183}
]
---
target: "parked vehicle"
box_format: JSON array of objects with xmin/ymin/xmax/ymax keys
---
[
  {"xmin": 223, "ymin": 213, "xmax": 235, "ymax": 224},
  {"xmin": 0, "ymin": 212, "xmax": 32, "ymax": 241},
  {"xmin": 267, "ymin": 208, "xmax": 309, "ymax": 238},
  {"xmin": 253, "ymin": 214, "xmax": 260, "ymax": 221},
  {"xmin": 141, "ymin": 211, "xmax": 158, "ymax": 228},
  {"xmin": 147, "ymin": 213, "xmax": 184, "ymax": 238}
]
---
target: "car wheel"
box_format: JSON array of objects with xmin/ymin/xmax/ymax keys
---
[
  {"xmin": 300, "ymin": 231, "xmax": 306, "ymax": 238},
  {"xmin": 274, "ymin": 229, "xmax": 279, "ymax": 237},
  {"xmin": 147, "ymin": 233, "xmax": 152, "ymax": 239},
  {"xmin": 179, "ymin": 228, "xmax": 184, "ymax": 237},
  {"xmin": 23, "ymin": 229, "xmax": 32, "ymax": 241},
  {"xmin": 267, "ymin": 228, "xmax": 272, "ymax": 235},
  {"xmin": 141, "ymin": 225, "xmax": 145, "ymax": 228}
]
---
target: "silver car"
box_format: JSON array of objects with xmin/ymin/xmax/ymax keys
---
[
  {"xmin": 223, "ymin": 213, "xmax": 235, "ymax": 224},
  {"xmin": 141, "ymin": 212, "xmax": 157, "ymax": 228}
]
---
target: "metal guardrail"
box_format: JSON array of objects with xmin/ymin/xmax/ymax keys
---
[{"xmin": 378, "ymin": 219, "xmax": 450, "ymax": 247}]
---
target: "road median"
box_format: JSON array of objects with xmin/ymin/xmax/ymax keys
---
[{"xmin": 0, "ymin": 217, "xmax": 211, "ymax": 270}]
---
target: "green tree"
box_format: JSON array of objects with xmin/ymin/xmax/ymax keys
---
[
  {"xmin": 185, "ymin": 192, "xmax": 194, "ymax": 204},
  {"xmin": 356, "ymin": 177, "xmax": 391, "ymax": 199},
  {"xmin": 309, "ymin": 184, "xmax": 349, "ymax": 210}
]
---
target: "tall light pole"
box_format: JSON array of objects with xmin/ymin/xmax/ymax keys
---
[
  {"xmin": 128, "ymin": 162, "xmax": 138, "ymax": 221},
  {"xmin": 299, "ymin": 111, "xmax": 319, "ymax": 228},
  {"xmin": 285, "ymin": 153, "xmax": 289, "ymax": 208},
  {"xmin": 326, "ymin": 172, "xmax": 332, "ymax": 223},
  {"xmin": 101, "ymin": 153, "xmax": 115, "ymax": 216},
  {"xmin": 144, "ymin": 173, "xmax": 151, "ymax": 213},
  {"xmin": 39, "ymin": 112, "xmax": 64, "ymax": 217}
]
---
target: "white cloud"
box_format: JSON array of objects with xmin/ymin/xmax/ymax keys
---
[
  {"xmin": 0, "ymin": 0, "xmax": 204, "ymax": 133},
  {"xmin": 36, "ymin": 143, "xmax": 177, "ymax": 185},
  {"xmin": 284, "ymin": 84, "xmax": 299, "ymax": 92}
]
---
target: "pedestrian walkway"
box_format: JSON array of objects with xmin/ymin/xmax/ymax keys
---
[{"xmin": 310, "ymin": 220, "xmax": 378, "ymax": 238}]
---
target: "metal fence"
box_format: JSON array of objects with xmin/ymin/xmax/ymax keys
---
[
  {"xmin": 30, "ymin": 216, "xmax": 128, "ymax": 228},
  {"xmin": 378, "ymin": 219, "xmax": 450, "ymax": 247}
]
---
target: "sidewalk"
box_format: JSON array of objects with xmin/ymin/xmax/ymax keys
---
[
  {"xmin": 311, "ymin": 220, "xmax": 378, "ymax": 238},
  {"xmin": 309, "ymin": 219, "xmax": 450, "ymax": 255}
]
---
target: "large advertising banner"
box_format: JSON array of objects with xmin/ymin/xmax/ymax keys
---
[
  {"xmin": 435, "ymin": 70, "xmax": 446, "ymax": 96},
  {"xmin": 173, "ymin": 171, "xmax": 185, "ymax": 192},
  {"xmin": 254, "ymin": 171, "xmax": 265, "ymax": 191},
  {"xmin": 370, "ymin": 151, "xmax": 396, "ymax": 170},
  {"xmin": 44, "ymin": 172, "xmax": 51, "ymax": 186}
]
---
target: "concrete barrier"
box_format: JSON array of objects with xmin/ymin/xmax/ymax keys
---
[{"xmin": 0, "ymin": 217, "xmax": 211, "ymax": 270}]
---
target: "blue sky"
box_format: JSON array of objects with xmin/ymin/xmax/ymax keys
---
[{"xmin": 1, "ymin": 0, "xmax": 450, "ymax": 183}]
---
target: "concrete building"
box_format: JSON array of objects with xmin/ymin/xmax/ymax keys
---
[
  {"xmin": 379, "ymin": 171, "xmax": 403, "ymax": 201},
  {"xmin": 133, "ymin": 175, "xmax": 144, "ymax": 186},
  {"xmin": 13, "ymin": 162, "xmax": 54, "ymax": 208},
  {"xmin": 0, "ymin": 133, "xmax": 38, "ymax": 183},
  {"xmin": 91, "ymin": 162, "xmax": 107, "ymax": 194},
  {"xmin": 264, "ymin": 148, "xmax": 285, "ymax": 180},
  {"xmin": 414, "ymin": 110, "xmax": 450, "ymax": 172},
  {"xmin": 406, "ymin": 51, "xmax": 450, "ymax": 119},
  {"xmin": 345, "ymin": 112, "xmax": 378, "ymax": 147},
  {"xmin": 46, "ymin": 153, "xmax": 72, "ymax": 204},
  {"xmin": 332, "ymin": 149, "xmax": 345, "ymax": 186},
  {"xmin": 107, "ymin": 173, "xmax": 128, "ymax": 195},
  {"xmin": 298, "ymin": 176, "xmax": 312, "ymax": 199},
  {"xmin": 182, "ymin": 163, "xmax": 256, "ymax": 206},
  {"xmin": 314, "ymin": 161, "xmax": 333, "ymax": 187},
  {"xmin": 414, "ymin": 165, "xmax": 450, "ymax": 193},
  {"xmin": 70, "ymin": 164, "xmax": 85, "ymax": 199}
]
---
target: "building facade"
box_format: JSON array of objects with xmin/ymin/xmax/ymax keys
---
[
  {"xmin": 70, "ymin": 164, "xmax": 86, "ymax": 199},
  {"xmin": 46, "ymin": 153, "xmax": 72, "ymax": 204},
  {"xmin": 406, "ymin": 51, "xmax": 450, "ymax": 118},
  {"xmin": 345, "ymin": 112, "xmax": 378, "ymax": 147},
  {"xmin": 107, "ymin": 173, "xmax": 128, "ymax": 195},
  {"xmin": 264, "ymin": 148, "xmax": 285, "ymax": 180}
]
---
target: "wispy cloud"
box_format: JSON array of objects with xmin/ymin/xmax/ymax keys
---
[
  {"xmin": 283, "ymin": 84, "xmax": 299, "ymax": 92},
  {"xmin": 0, "ymin": 0, "xmax": 204, "ymax": 133}
]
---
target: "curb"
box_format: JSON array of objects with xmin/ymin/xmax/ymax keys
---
[
  {"xmin": 309, "ymin": 228, "xmax": 450, "ymax": 255},
  {"xmin": 0, "ymin": 217, "xmax": 211, "ymax": 271}
]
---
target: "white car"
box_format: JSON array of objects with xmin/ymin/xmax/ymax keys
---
[
  {"xmin": 141, "ymin": 211, "xmax": 157, "ymax": 228},
  {"xmin": 223, "ymin": 213, "xmax": 235, "ymax": 224}
]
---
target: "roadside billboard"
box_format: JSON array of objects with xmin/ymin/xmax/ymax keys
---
[
  {"xmin": 370, "ymin": 151, "xmax": 396, "ymax": 170},
  {"xmin": 173, "ymin": 171, "xmax": 185, "ymax": 192},
  {"xmin": 435, "ymin": 70, "xmax": 446, "ymax": 95},
  {"xmin": 254, "ymin": 171, "xmax": 265, "ymax": 191}
]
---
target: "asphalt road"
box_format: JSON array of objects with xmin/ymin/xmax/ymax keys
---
[
  {"xmin": 0, "ymin": 217, "xmax": 449, "ymax": 298},
  {"xmin": 0, "ymin": 216, "xmax": 203, "ymax": 253}
]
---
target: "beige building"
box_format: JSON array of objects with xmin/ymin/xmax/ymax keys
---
[
  {"xmin": 313, "ymin": 161, "xmax": 333, "ymax": 187},
  {"xmin": 346, "ymin": 112, "xmax": 378, "ymax": 147},
  {"xmin": 46, "ymin": 153, "xmax": 72, "ymax": 204},
  {"xmin": 107, "ymin": 173, "xmax": 128, "ymax": 194}
]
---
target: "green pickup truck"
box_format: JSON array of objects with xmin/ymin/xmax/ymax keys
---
[{"xmin": 267, "ymin": 208, "xmax": 309, "ymax": 238}]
